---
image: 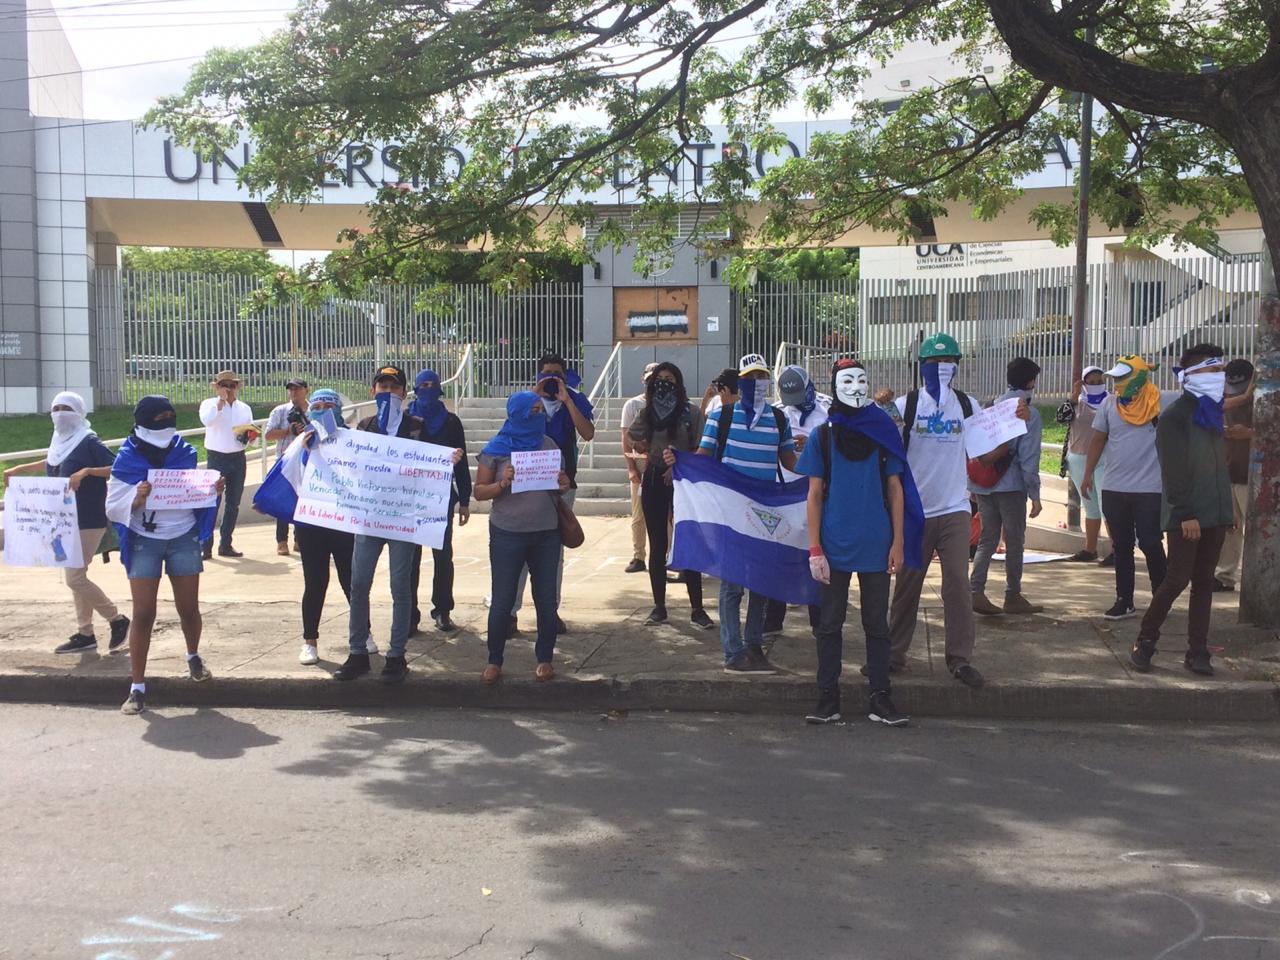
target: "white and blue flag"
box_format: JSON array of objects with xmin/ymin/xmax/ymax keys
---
[{"xmin": 669, "ymin": 451, "xmax": 820, "ymax": 606}]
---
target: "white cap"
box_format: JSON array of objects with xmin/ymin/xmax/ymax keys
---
[
  {"xmin": 738, "ymin": 353, "xmax": 770, "ymax": 376},
  {"xmin": 1081, "ymin": 365, "xmax": 1104, "ymax": 378},
  {"xmin": 1104, "ymin": 361, "xmax": 1134, "ymax": 378}
]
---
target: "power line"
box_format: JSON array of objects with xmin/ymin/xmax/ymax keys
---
[
  {"xmin": 0, "ymin": 52, "xmax": 202, "ymax": 79},
  {"xmin": 22, "ymin": 16, "xmax": 287, "ymax": 31}
]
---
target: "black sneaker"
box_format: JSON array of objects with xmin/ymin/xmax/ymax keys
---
[
  {"xmin": 216, "ymin": 544, "xmax": 243, "ymax": 558},
  {"xmin": 746, "ymin": 645, "xmax": 778, "ymax": 674},
  {"xmin": 108, "ymin": 616, "xmax": 130, "ymax": 652},
  {"xmin": 724, "ymin": 655, "xmax": 760, "ymax": 674},
  {"xmin": 332, "ymin": 653, "xmax": 371, "ymax": 681},
  {"xmin": 1103, "ymin": 600, "xmax": 1137, "ymax": 620},
  {"xmin": 644, "ymin": 606, "xmax": 668, "ymax": 625},
  {"xmin": 120, "ymin": 689, "xmax": 145, "ymax": 715},
  {"xmin": 1184, "ymin": 651, "xmax": 1214, "ymax": 676},
  {"xmin": 432, "ymin": 612, "xmax": 457, "ymax": 634},
  {"xmin": 55, "ymin": 633, "xmax": 96, "ymax": 655},
  {"xmin": 805, "ymin": 690, "xmax": 842, "ymax": 724},
  {"xmin": 1212, "ymin": 578, "xmax": 1235, "ymax": 593},
  {"xmin": 1099, "ymin": 553, "xmax": 1115, "ymax": 568},
  {"xmin": 1066, "ymin": 549, "xmax": 1098, "ymax": 563},
  {"xmin": 690, "ymin": 609, "xmax": 714, "ymax": 631},
  {"xmin": 380, "ymin": 655, "xmax": 409, "ymax": 684},
  {"xmin": 556, "ymin": 617, "xmax": 568, "ymax": 635},
  {"xmin": 625, "ymin": 558, "xmax": 646, "ymax": 573},
  {"xmin": 868, "ymin": 691, "xmax": 909, "ymax": 726},
  {"xmin": 1130, "ymin": 641, "xmax": 1155, "ymax": 672},
  {"xmin": 187, "ymin": 655, "xmax": 212, "ymax": 681},
  {"xmin": 951, "ymin": 662, "xmax": 985, "ymax": 689}
]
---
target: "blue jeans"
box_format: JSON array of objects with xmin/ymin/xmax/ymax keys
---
[
  {"xmin": 127, "ymin": 525, "xmax": 203, "ymax": 580},
  {"xmin": 488, "ymin": 524, "xmax": 560, "ymax": 666},
  {"xmin": 719, "ymin": 580, "xmax": 767, "ymax": 663},
  {"xmin": 348, "ymin": 534, "xmax": 415, "ymax": 658},
  {"xmin": 205, "ymin": 450, "xmax": 246, "ymax": 549}
]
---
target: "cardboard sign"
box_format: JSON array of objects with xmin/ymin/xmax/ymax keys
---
[
  {"xmin": 511, "ymin": 448, "xmax": 562, "ymax": 493},
  {"xmin": 3, "ymin": 477, "xmax": 84, "ymax": 568},
  {"xmin": 295, "ymin": 429, "xmax": 455, "ymax": 548},
  {"xmin": 146, "ymin": 469, "xmax": 221, "ymax": 510},
  {"xmin": 963, "ymin": 397, "xmax": 1028, "ymax": 459}
]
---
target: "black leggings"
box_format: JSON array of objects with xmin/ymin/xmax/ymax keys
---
[
  {"xmin": 296, "ymin": 524, "xmax": 355, "ymax": 641},
  {"xmin": 640, "ymin": 467, "xmax": 703, "ymax": 611}
]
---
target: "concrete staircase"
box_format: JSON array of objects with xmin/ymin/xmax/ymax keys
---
[{"xmin": 455, "ymin": 397, "xmax": 631, "ymax": 516}]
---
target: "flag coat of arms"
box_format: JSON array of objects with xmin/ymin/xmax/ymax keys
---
[{"xmin": 669, "ymin": 451, "xmax": 820, "ymax": 606}]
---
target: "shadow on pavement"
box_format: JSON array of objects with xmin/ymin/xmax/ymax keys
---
[{"xmin": 141, "ymin": 707, "xmax": 282, "ymax": 759}]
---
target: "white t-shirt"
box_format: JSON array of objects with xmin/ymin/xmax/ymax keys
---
[
  {"xmin": 620, "ymin": 393, "xmax": 646, "ymax": 430},
  {"xmin": 894, "ymin": 389, "xmax": 974, "ymax": 519},
  {"xmin": 105, "ymin": 475, "xmax": 198, "ymax": 540},
  {"xmin": 777, "ymin": 395, "xmax": 831, "ymax": 482},
  {"xmin": 199, "ymin": 397, "xmax": 254, "ymax": 454}
]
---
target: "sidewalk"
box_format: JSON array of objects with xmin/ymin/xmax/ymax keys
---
[{"xmin": 0, "ymin": 519, "xmax": 1276, "ymax": 721}]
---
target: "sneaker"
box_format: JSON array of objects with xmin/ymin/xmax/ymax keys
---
[
  {"xmin": 951, "ymin": 662, "xmax": 985, "ymax": 689},
  {"xmin": 1184, "ymin": 651, "xmax": 1214, "ymax": 676},
  {"xmin": 556, "ymin": 617, "xmax": 568, "ymax": 635},
  {"xmin": 1003, "ymin": 594, "xmax": 1043, "ymax": 615},
  {"xmin": 108, "ymin": 616, "xmax": 130, "ymax": 652},
  {"xmin": 364, "ymin": 634, "xmax": 379, "ymax": 655},
  {"xmin": 868, "ymin": 691, "xmax": 909, "ymax": 726},
  {"xmin": 746, "ymin": 645, "xmax": 777, "ymax": 674},
  {"xmin": 1212, "ymin": 578, "xmax": 1235, "ymax": 593},
  {"xmin": 432, "ymin": 612, "xmax": 457, "ymax": 634},
  {"xmin": 187, "ymin": 655, "xmax": 212, "ymax": 681},
  {"xmin": 120, "ymin": 689, "xmax": 146, "ymax": 715},
  {"xmin": 805, "ymin": 690, "xmax": 842, "ymax": 724},
  {"xmin": 972, "ymin": 592, "xmax": 1003, "ymax": 616},
  {"xmin": 723, "ymin": 655, "xmax": 760, "ymax": 674},
  {"xmin": 625, "ymin": 558, "xmax": 646, "ymax": 574},
  {"xmin": 55, "ymin": 633, "xmax": 96, "ymax": 655},
  {"xmin": 217, "ymin": 544, "xmax": 243, "ymax": 558},
  {"xmin": 202, "ymin": 541, "xmax": 213, "ymax": 560},
  {"xmin": 276, "ymin": 542, "xmax": 290, "ymax": 557},
  {"xmin": 299, "ymin": 644, "xmax": 319, "ymax": 666},
  {"xmin": 380, "ymin": 655, "xmax": 409, "ymax": 684},
  {"xmin": 644, "ymin": 606, "xmax": 668, "ymax": 625},
  {"xmin": 690, "ymin": 609, "xmax": 714, "ymax": 631},
  {"xmin": 1099, "ymin": 553, "xmax": 1116, "ymax": 568},
  {"xmin": 332, "ymin": 653, "xmax": 371, "ymax": 681},
  {"xmin": 1067, "ymin": 549, "xmax": 1098, "ymax": 563},
  {"xmin": 1103, "ymin": 600, "xmax": 1137, "ymax": 621},
  {"xmin": 1130, "ymin": 641, "xmax": 1155, "ymax": 672}
]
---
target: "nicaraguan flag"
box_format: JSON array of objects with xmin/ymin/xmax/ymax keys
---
[{"xmin": 669, "ymin": 451, "xmax": 820, "ymax": 606}]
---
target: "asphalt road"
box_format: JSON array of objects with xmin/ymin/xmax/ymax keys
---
[{"xmin": 3, "ymin": 705, "xmax": 1279, "ymax": 960}]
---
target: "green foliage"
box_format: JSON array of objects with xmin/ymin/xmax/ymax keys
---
[
  {"xmin": 121, "ymin": 247, "xmax": 278, "ymax": 276},
  {"xmin": 753, "ymin": 249, "xmax": 859, "ymax": 283}
]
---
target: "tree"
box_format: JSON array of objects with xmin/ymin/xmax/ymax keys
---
[{"xmin": 121, "ymin": 246, "xmax": 279, "ymax": 276}]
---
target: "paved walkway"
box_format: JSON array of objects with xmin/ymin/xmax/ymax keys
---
[{"xmin": 0, "ymin": 518, "xmax": 1276, "ymax": 720}]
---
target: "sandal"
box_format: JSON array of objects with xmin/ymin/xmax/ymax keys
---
[
  {"xmin": 481, "ymin": 664, "xmax": 502, "ymax": 684},
  {"xmin": 535, "ymin": 662, "xmax": 555, "ymax": 682}
]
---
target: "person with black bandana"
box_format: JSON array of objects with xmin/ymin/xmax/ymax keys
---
[{"xmin": 636, "ymin": 362, "xmax": 714, "ymax": 629}]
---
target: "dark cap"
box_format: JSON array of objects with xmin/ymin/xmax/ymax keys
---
[
  {"xmin": 285, "ymin": 378, "xmax": 308, "ymax": 390},
  {"xmin": 134, "ymin": 394, "xmax": 176, "ymax": 429},
  {"xmin": 712, "ymin": 368, "xmax": 739, "ymax": 392},
  {"xmin": 372, "ymin": 365, "xmax": 407, "ymax": 388},
  {"xmin": 1225, "ymin": 358, "xmax": 1254, "ymax": 387}
]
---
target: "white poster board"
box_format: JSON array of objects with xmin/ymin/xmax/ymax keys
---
[
  {"xmin": 510, "ymin": 448, "xmax": 562, "ymax": 493},
  {"xmin": 146, "ymin": 468, "xmax": 221, "ymax": 510},
  {"xmin": 294, "ymin": 429, "xmax": 455, "ymax": 548},
  {"xmin": 3, "ymin": 477, "xmax": 84, "ymax": 568},
  {"xmin": 963, "ymin": 397, "xmax": 1028, "ymax": 458}
]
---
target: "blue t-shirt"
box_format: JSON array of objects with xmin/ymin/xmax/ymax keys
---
[
  {"xmin": 46, "ymin": 435, "xmax": 115, "ymax": 529},
  {"xmin": 698, "ymin": 403, "xmax": 795, "ymax": 482},
  {"xmin": 796, "ymin": 429, "xmax": 902, "ymax": 573}
]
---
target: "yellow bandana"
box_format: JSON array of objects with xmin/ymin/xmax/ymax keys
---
[{"xmin": 1113, "ymin": 355, "xmax": 1161, "ymax": 426}]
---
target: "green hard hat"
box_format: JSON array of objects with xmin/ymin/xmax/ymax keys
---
[{"xmin": 919, "ymin": 333, "xmax": 962, "ymax": 360}]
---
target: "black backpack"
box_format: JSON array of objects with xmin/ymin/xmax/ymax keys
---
[
  {"xmin": 900, "ymin": 388, "xmax": 974, "ymax": 454},
  {"xmin": 714, "ymin": 402, "xmax": 788, "ymax": 482}
]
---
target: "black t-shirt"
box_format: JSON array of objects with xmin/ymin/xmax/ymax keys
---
[{"xmin": 46, "ymin": 436, "xmax": 115, "ymax": 529}]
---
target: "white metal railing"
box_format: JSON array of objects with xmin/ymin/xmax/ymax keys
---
[
  {"xmin": 582, "ymin": 341, "xmax": 625, "ymax": 469},
  {"xmin": 443, "ymin": 343, "xmax": 475, "ymax": 406}
]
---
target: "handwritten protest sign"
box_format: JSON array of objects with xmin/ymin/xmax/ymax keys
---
[
  {"xmin": 511, "ymin": 448, "xmax": 562, "ymax": 493},
  {"xmin": 963, "ymin": 397, "xmax": 1028, "ymax": 459},
  {"xmin": 294, "ymin": 429, "xmax": 455, "ymax": 548},
  {"xmin": 146, "ymin": 469, "xmax": 221, "ymax": 510},
  {"xmin": 3, "ymin": 477, "xmax": 84, "ymax": 568}
]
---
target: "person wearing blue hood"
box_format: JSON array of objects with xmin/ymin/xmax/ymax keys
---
[
  {"xmin": 475, "ymin": 391, "xmax": 571, "ymax": 683},
  {"xmin": 799, "ymin": 360, "xmax": 924, "ymax": 726},
  {"xmin": 406, "ymin": 368, "xmax": 471, "ymax": 634},
  {"xmin": 104, "ymin": 395, "xmax": 223, "ymax": 715}
]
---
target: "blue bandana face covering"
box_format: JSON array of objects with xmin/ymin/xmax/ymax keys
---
[
  {"xmin": 921, "ymin": 362, "xmax": 957, "ymax": 403},
  {"xmin": 411, "ymin": 370, "xmax": 448, "ymax": 434}
]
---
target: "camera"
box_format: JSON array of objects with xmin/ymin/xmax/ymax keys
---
[{"xmin": 287, "ymin": 407, "xmax": 308, "ymax": 431}]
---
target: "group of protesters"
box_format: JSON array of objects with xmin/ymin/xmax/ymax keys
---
[{"xmin": 3, "ymin": 334, "xmax": 1255, "ymax": 723}]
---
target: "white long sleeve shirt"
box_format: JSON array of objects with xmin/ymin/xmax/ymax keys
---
[{"xmin": 199, "ymin": 397, "xmax": 254, "ymax": 454}]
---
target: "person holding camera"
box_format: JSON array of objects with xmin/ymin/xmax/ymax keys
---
[
  {"xmin": 199, "ymin": 369, "xmax": 255, "ymax": 559},
  {"xmin": 264, "ymin": 378, "xmax": 310, "ymax": 556}
]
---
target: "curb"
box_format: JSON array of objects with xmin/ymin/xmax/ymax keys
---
[{"xmin": 1, "ymin": 673, "xmax": 1277, "ymax": 723}]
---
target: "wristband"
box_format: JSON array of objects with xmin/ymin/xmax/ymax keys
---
[{"xmin": 808, "ymin": 546, "xmax": 825, "ymax": 558}]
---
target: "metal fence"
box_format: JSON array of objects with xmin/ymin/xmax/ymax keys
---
[{"xmin": 95, "ymin": 270, "xmax": 583, "ymax": 407}]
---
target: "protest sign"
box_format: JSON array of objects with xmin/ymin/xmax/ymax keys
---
[
  {"xmin": 3, "ymin": 477, "xmax": 84, "ymax": 568},
  {"xmin": 963, "ymin": 397, "xmax": 1028, "ymax": 459},
  {"xmin": 294, "ymin": 429, "xmax": 455, "ymax": 548},
  {"xmin": 146, "ymin": 469, "xmax": 221, "ymax": 510},
  {"xmin": 510, "ymin": 448, "xmax": 562, "ymax": 493}
]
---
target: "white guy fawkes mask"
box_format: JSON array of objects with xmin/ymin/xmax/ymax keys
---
[{"xmin": 834, "ymin": 367, "xmax": 870, "ymax": 408}]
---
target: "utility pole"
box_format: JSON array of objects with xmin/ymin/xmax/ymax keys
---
[
  {"xmin": 1240, "ymin": 249, "xmax": 1278, "ymax": 627},
  {"xmin": 1067, "ymin": 60, "xmax": 1094, "ymax": 533}
]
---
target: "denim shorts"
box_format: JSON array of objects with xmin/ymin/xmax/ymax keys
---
[{"xmin": 127, "ymin": 525, "xmax": 204, "ymax": 580}]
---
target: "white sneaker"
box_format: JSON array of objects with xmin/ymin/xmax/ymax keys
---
[
  {"xmin": 298, "ymin": 644, "xmax": 319, "ymax": 666},
  {"xmin": 365, "ymin": 633, "xmax": 379, "ymax": 655}
]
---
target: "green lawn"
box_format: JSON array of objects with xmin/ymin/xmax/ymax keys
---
[{"xmin": 1039, "ymin": 404, "xmax": 1067, "ymax": 475}]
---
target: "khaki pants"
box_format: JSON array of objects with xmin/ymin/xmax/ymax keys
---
[
  {"xmin": 1214, "ymin": 484, "xmax": 1248, "ymax": 588},
  {"xmin": 629, "ymin": 479, "xmax": 646, "ymax": 562},
  {"xmin": 888, "ymin": 510, "xmax": 976, "ymax": 668},
  {"xmin": 65, "ymin": 527, "xmax": 120, "ymax": 636}
]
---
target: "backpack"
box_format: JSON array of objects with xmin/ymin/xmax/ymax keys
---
[
  {"xmin": 900, "ymin": 388, "xmax": 1014, "ymax": 487},
  {"xmin": 714, "ymin": 402, "xmax": 789, "ymax": 482}
]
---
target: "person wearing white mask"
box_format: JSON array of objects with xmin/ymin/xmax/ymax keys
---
[
  {"xmin": 3, "ymin": 392, "xmax": 129, "ymax": 655},
  {"xmin": 1130, "ymin": 344, "xmax": 1234, "ymax": 677},
  {"xmin": 1056, "ymin": 366, "xmax": 1111, "ymax": 562}
]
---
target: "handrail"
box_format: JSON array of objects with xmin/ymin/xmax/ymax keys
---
[
  {"xmin": 583, "ymin": 341, "xmax": 625, "ymax": 470},
  {"xmin": 442, "ymin": 343, "xmax": 474, "ymax": 405},
  {"xmin": 587, "ymin": 340, "xmax": 624, "ymax": 405}
]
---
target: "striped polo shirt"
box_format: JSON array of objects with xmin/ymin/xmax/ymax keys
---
[{"xmin": 698, "ymin": 403, "xmax": 795, "ymax": 482}]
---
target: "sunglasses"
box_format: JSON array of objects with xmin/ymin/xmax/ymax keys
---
[{"xmin": 217, "ymin": 381, "xmax": 238, "ymax": 389}]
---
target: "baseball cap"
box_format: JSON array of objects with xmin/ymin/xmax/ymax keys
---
[
  {"xmin": 1103, "ymin": 360, "xmax": 1135, "ymax": 378},
  {"xmin": 1225, "ymin": 358, "xmax": 1254, "ymax": 388},
  {"xmin": 285, "ymin": 378, "xmax": 308, "ymax": 389},
  {"xmin": 738, "ymin": 353, "xmax": 770, "ymax": 376},
  {"xmin": 777, "ymin": 365, "xmax": 810, "ymax": 406},
  {"xmin": 372, "ymin": 365, "xmax": 407, "ymax": 388}
]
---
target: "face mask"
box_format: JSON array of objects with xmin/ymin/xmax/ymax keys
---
[
  {"xmin": 650, "ymin": 380, "xmax": 679, "ymax": 422},
  {"xmin": 922, "ymin": 361, "xmax": 957, "ymax": 402},
  {"xmin": 738, "ymin": 377, "xmax": 770, "ymax": 424},
  {"xmin": 1184, "ymin": 370, "xmax": 1225, "ymax": 403},
  {"xmin": 135, "ymin": 425, "xmax": 176, "ymax": 448},
  {"xmin": 834, "ymin": 368, "xmax": 870, "ymax": 409},
  {"xmin": 375, "ymin": 391, "xmax": 403, "ymax": 433},
  {"xmin": 415, "ymin": 385, "xmax": 443, "ymax": 407},
  {"xmin": 52, "ymin": 411, "xmax": 83, "ymax": 436},
  {"xmin": 1083, "ymin": 384, "xmax": 1107, "ymax": 405}
]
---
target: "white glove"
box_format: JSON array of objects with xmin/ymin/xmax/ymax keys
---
[{"xmin": 809, "ymin": 553, "xmax": 830, "ymax": 585}]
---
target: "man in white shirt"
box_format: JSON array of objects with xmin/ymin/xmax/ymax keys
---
[
  {"xmin": 264, "ymin": 378, "xmax": 309, "ymax": 556},
  {"xmin": 199, "ymin": 369, "xmax": 255, "ymax": 559},
  {"xmin": 619, "ymin": 362, "xmax": 658, "ymax": 573}
]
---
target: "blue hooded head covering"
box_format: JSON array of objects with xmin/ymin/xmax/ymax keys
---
[
  {"xmin": 408, "ymin": 368, "xmax": 449, "ymax": 435},
  {"xmin": 482, "ymin": 391, "xmax": 546, "ymax": 457}
]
